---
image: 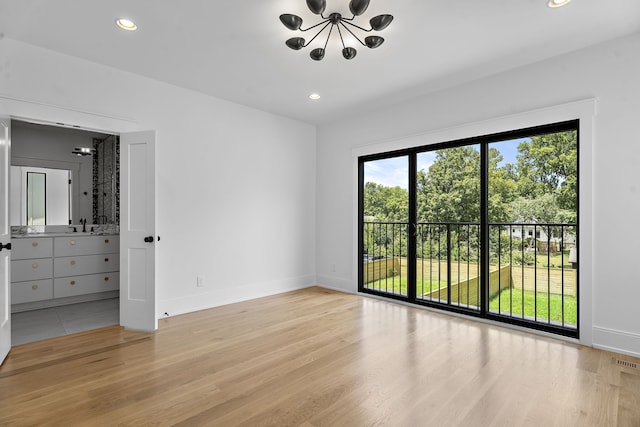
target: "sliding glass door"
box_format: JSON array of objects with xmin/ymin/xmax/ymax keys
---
[
  {"xmin": 359, "ymin": 121, "xmax": 578, "ymax": 338},
  {"xmin": 361, "ymin": 155, "xmax": 410, "ymax": 298},
  {"xmin": 415, "ymin": 145, "xmax": 482, "ymax": 311},
  {"xmin": 487, "ymin": 132, "xmax": 578, "ymax": 331}
]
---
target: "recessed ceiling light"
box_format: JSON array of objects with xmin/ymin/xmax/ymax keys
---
[
  {"xmin": 309, "ymin": 93, "xmax": 321, "ymax": 100},
  {"xmin": 116, "ymin": 18, "xmax": 137, "ymax": 31},
  {"xmin": 547, "ymin": 0, "xmax": 571, "ymax": 8}
]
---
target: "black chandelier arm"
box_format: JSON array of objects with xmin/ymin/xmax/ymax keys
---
[
  {"xmin": 303, "ymin": 21, "xmax": 333, "ymax": 47},
  {"xmin": 338, "ymin": 21, "xmax": 367, "ymax": 46},
  {"xmin": 336, "ymin": 23, "xmax": 348, "ymax": 49},
  {"xmin": 340, "ymin": 19, "xmax": 373, "ymax": 33},
  {"xmin": 338, "ymin": 14, "xmax": 357, "ymax": 21},
  {"xmin": 322, "ymin": 24, "xmax": 335, "ymax": 50},
  {"xmin": 299, "ymin": 18, "xmax": 331, "ymax": 32}
]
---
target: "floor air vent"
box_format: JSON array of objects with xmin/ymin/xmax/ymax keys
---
[{"xmin": 616, "ymin": 359, "xmax": 638, "ymax": 369}]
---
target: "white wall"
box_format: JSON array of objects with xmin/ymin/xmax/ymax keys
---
[
  {"xmin": 0, "ymin": 38, "xmax": 317, "ymax": 317},
  {"xmin": 316, "ymin": 33, "xmax": 640, "ymax": 357}
]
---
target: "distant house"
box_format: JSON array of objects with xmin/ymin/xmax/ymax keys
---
[{"xmin": 506, "ymin": 225, "xmax": 576, "ymax": 252}]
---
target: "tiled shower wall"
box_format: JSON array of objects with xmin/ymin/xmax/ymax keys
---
[{"xmin": 92, "ymin": 136, "xmax": 120, "ymax": 225}]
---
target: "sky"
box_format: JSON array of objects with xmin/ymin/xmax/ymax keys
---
[{"xmin": 364, "ymin": 138, "xmax": 529, "ymax": 189}]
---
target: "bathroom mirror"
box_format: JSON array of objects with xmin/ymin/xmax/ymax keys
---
[{"xmin": 11, "ymin": 166, "xmax": 71, "ymax": 226}]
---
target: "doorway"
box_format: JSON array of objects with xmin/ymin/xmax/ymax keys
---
[
  {"xmin": 10, "ymin": 120, "xmax": 120, "ymax": 344},
  {"xmin": 359, "ymin": 120, "xmax": 579, "ymax": 338}
]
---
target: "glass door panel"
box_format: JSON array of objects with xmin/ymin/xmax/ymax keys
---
[
  {"xmin": 487, "ymin": 131, "xmax": 578, "ymax": 330},
  {"xmin": 362, "ymin": 156, "xmax": 409, "ymax": 297},
  {"xmin": 415, "ymin": 146, "xmax": 481, "ymax": 310}
]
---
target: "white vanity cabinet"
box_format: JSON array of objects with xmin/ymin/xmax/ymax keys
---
[
  {"xmin": 53, "ymin": 235, "xmax": 119, "ymax": 257},
  {"xmin": 53, "ymin": 236, "xmax": 120, "ymax": 298},
  {"xmin": 11, "ymin": 238, "xmax": 54, "ymax": 304},
  {"xmin": 10, "ymin": 234, "xmax": 120, "ymax": 305}
]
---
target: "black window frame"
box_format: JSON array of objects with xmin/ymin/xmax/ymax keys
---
[{"xmin": 358, "ymin": 119, "xmax": 579, "ymax": 338}]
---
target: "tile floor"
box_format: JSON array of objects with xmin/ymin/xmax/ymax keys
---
[{"xmin": 11, "ymin": 298, "xmax": 119, "ymax": 346}]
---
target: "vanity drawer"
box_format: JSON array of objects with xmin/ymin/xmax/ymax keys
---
[
  {"xmin": 54, "ymin": 272, "xmax": 119, "ymax": 298},
  {"xmin": 11, "ymin": 258, "xmax": 54, "ymax": 282},
  {"xmin": 54, "ymin": 254, "xmax": 119, "ymax": 278},
  {"xmin": 11, "ymin": 238, "xmax": 53, "ymax": 260},
  {"xmin": 12, "ymin": 280, "xmax": 54, "ymax": 304},
  {"xmin": 54, "ymin": 235, "xmax": 119, "ymax": 257}
]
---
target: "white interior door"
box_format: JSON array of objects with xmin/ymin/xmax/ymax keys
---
[
  {"xmin": 0, "ymin": 115, "xmax": 11, "ymax": 365},
  {"xmin": 120, "ymin": 131, "xmax": 157, "ymax": 331}
]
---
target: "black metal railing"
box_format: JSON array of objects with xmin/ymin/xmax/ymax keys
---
[
  {"xmin": 362, "ymin": 221, "xmax": 578, "ymax": 331},
  {"xmin": 362, "ymin": 222, "xmax": 407, "ymax": 296},
  {"xmin": 488, "ymin": 223, "xmax": 578, "ymax": 330}
]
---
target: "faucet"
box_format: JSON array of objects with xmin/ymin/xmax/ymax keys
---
[{"xmin": 81, "ymin": 218, "xmax": 87, "ymax": 233}]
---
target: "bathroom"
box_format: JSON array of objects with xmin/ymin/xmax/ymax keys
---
[{"xmin": 9, "ymin": 120, "xmax": 120, "ymax": 344}]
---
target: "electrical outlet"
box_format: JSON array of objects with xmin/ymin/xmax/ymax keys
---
[{"xmin": 197, "ymin": 275, "xmax": 205, "ymax": 287}]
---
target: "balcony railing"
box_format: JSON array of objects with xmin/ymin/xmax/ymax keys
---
[{"xmin": 362, "ymin": 221, "xmax": 578, "ymax": 331}]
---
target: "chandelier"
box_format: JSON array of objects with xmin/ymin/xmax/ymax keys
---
[{"xmin": 279, "ymin": 0, "xmax": 393, "ymax": 61}]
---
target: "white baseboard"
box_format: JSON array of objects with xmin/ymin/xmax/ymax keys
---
[
  {"xmin": 11, "ymin": 290, "xmax": 119, "ymax": 313},
  {"xmin": 592, "ymin": 326, "xmax": 640, "ymax": 358},
  {"xmin": 315, "ymin": 275, "xmax": 356, "ymax": 294},
  {"xmin": 157, "ymin": 274, "xmax": 316, "ymax": 319}
]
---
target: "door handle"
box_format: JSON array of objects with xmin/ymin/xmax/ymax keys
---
[
  {"xmin": 144, "ymin": 236, "xmax": 154, "ymax": 243},
  {"xmin": 0, "ymin": 242, "xmax": 11, "ymax": 251}
]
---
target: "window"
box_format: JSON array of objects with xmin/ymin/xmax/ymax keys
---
[{"xmin": 359, "ymin": 120, "xmax": 579, "ymax": 338}]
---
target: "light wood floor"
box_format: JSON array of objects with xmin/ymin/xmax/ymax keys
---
[{"xmin": 1, "ymin": 287, "xmax": 639, "ymax": 426}]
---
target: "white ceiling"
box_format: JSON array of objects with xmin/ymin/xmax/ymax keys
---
[{"xmin": 1, "ymin": 1, "xmax": 639, "ymax": 125}]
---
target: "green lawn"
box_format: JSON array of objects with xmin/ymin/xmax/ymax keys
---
[
  {"xmin": 502, "ymin": 250, "xmax": 572, "ymax": 268},
  {"xmin": 489, "ymin": 288, "xmax": 577, "ymax": 326},
  {"xmin": 367, "ymin": 275, "xmax": 577, "ymax": 327},
  {"xmin": 535, "ymin": 251, "xmax": 571, "ymax": 269},
  {"xmin": 365, "ymin": 275, "xmax": 447, "ymax": 296}
]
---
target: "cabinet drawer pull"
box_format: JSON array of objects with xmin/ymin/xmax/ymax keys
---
[
  {"xmin": 104, "ymin": 276, "xmax": 109, "ymax": 282},
  {"xmin": 104, "ymin": 239, "xmax": 109, "ymax": 244},
  {"xmin": 69, "ymin": 240, "xmax": 76, "ymax": 246},
  {"xmin": 70, "ymin": 280, "xmax": 76, "ymax": 286},
  {"xmin": 32, "ymin": 284, "xmax": 38, "ymax": 290},
  {"xmin": 70, "ymin": 260, "xmax": 76, "ymax": 266},
  {"xmin": 32, "ymin": 262, "xmax": 38, "ymax": 269},
  {"xmin": 32, "ymin": 241, "xmax": 39, "ymax": 247},
  {"xmin": 104, "ymin": 257, "xmax": 109, "ymax": 262}
]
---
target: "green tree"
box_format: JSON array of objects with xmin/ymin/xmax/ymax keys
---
[
  {"xmin": 363, "ymin": 182, "xmax": 408, "ymax": 258},
  {"xmin": 488, "ymin": 147, "xmax": 518, "ymax": 222},
  {"xmin": 417, "ymin": 147, "xmax": 481, "ymax": 222},
  {"xmin": 511, "ymin": 194, "xmax": 560, "ymax": 224},
  {"xmin": 363, "ymin": 182, "xmax": 408, "ymax": 222},
  {"xmin": 417, "ymin": 146, "xmax": 517, "ymax": 223},
  {"xmin": 516, "ymin": 131, "xmax": 577, "ymax": 211}
]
